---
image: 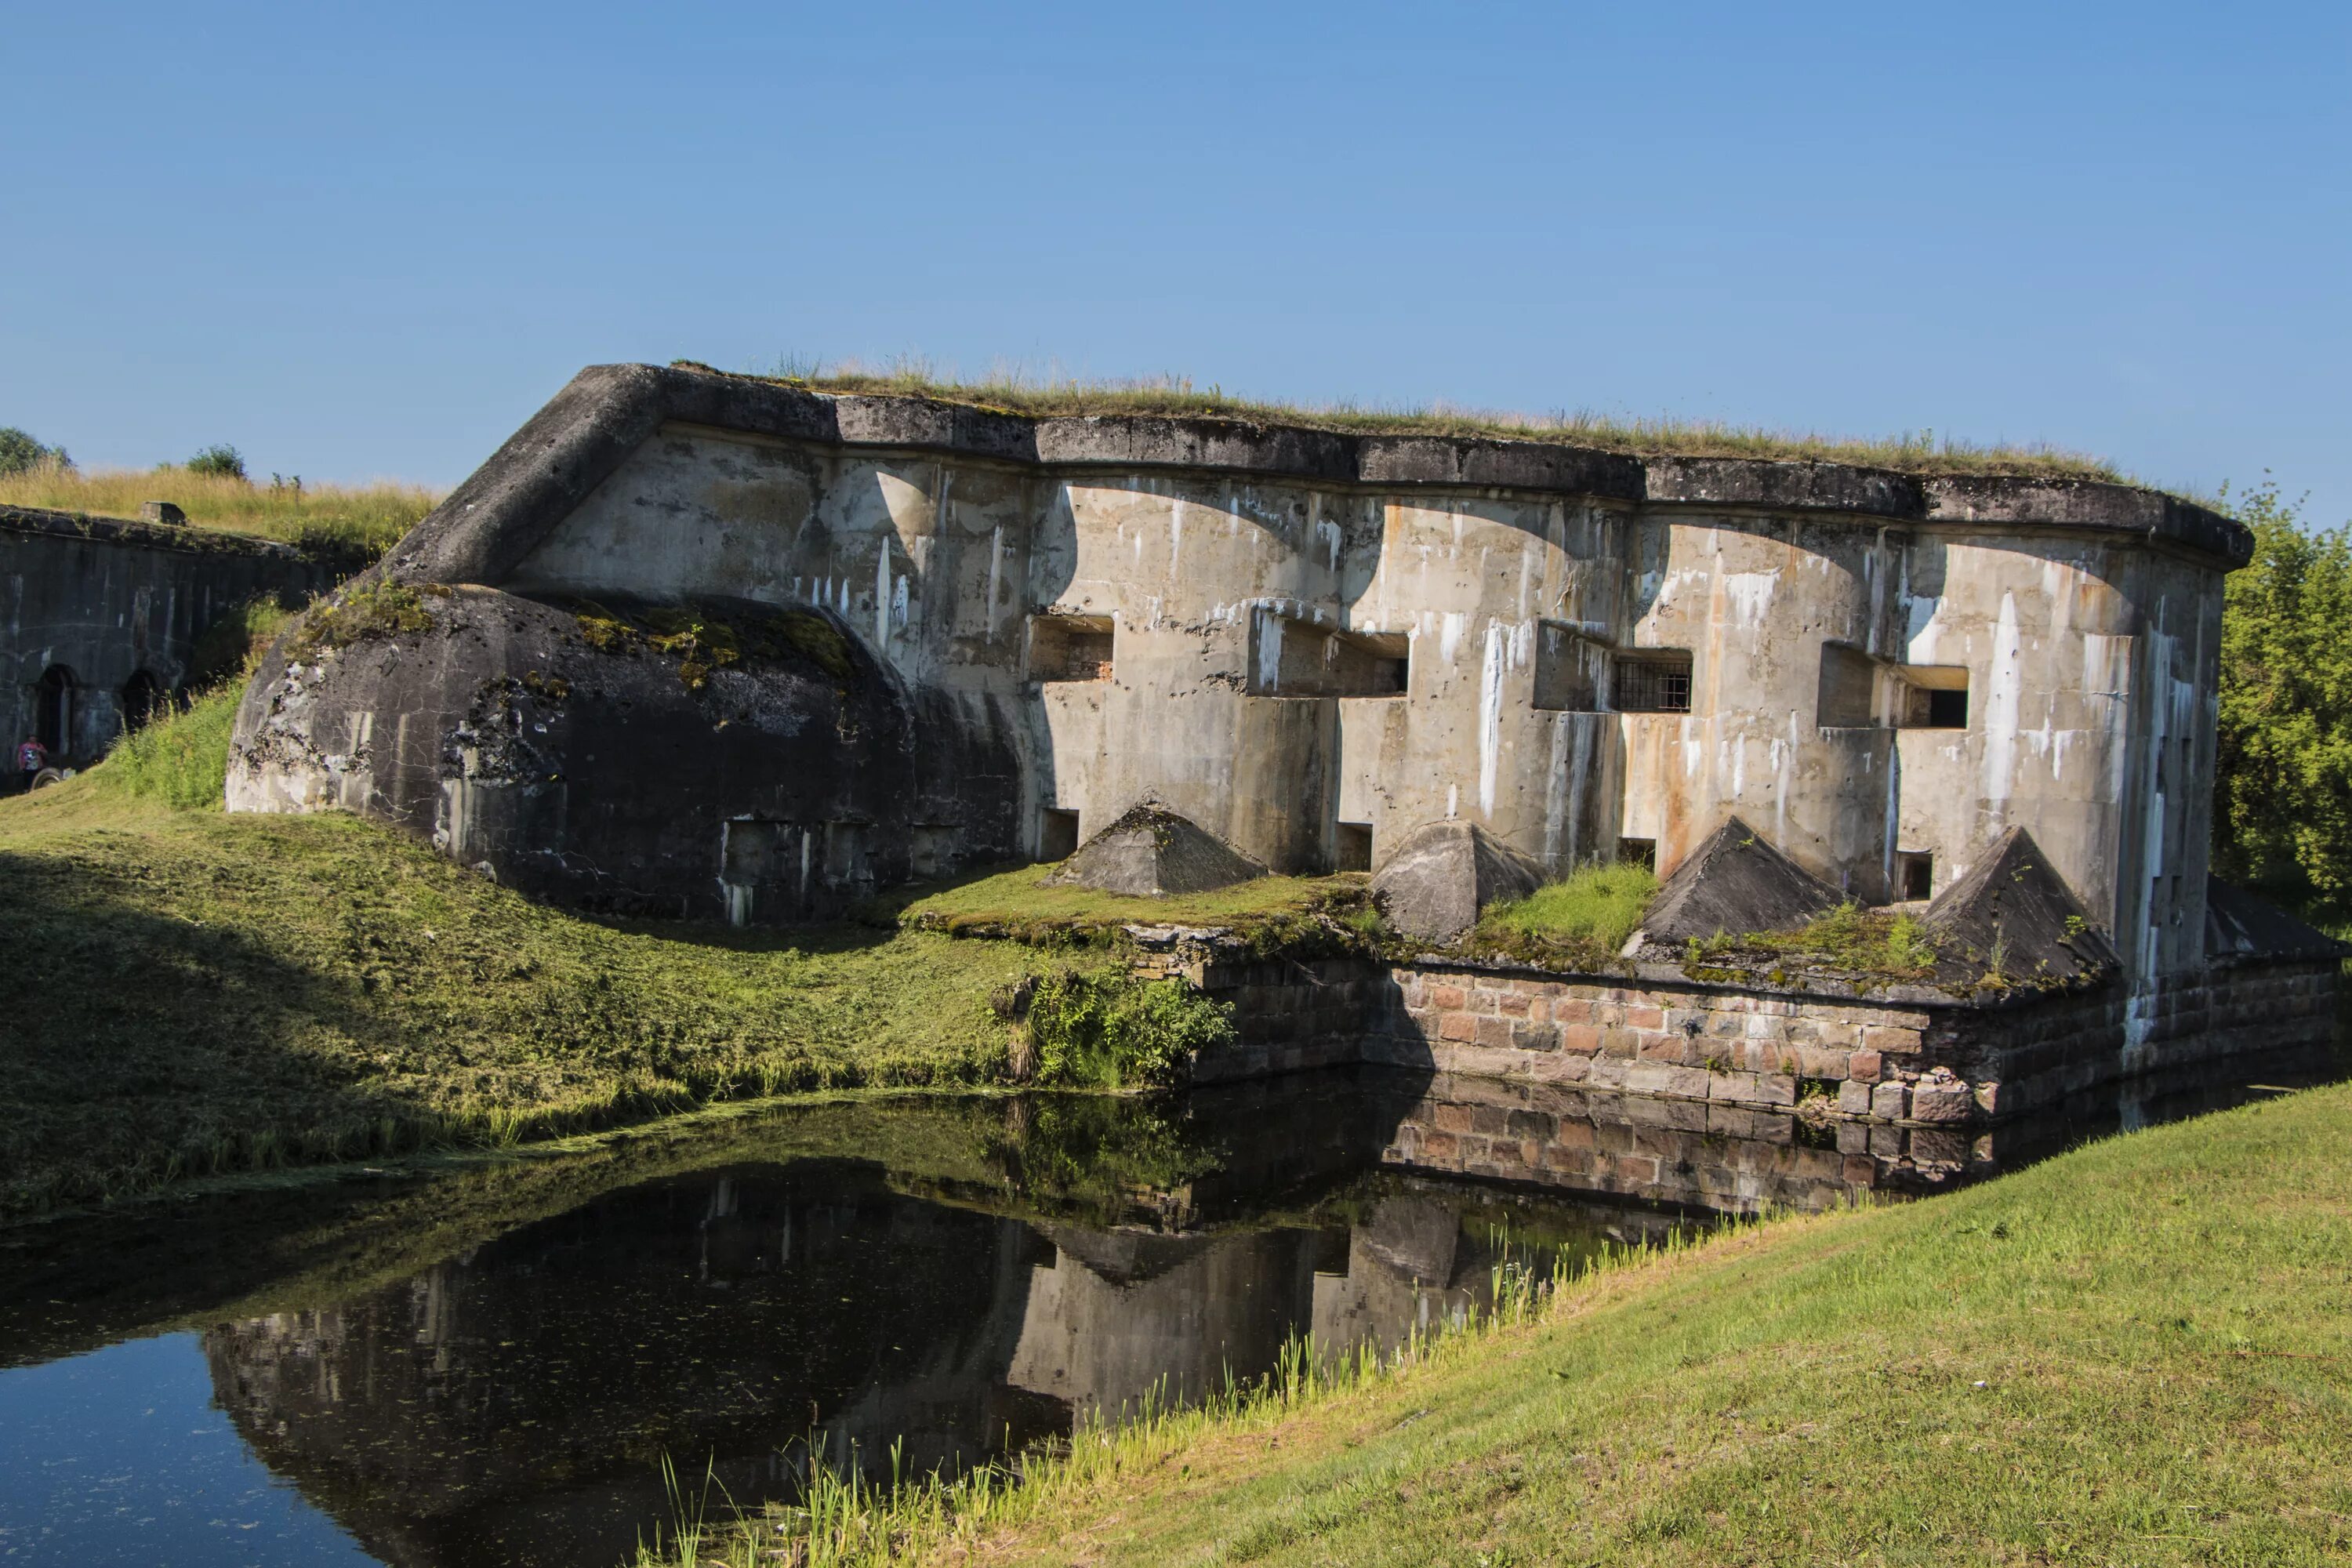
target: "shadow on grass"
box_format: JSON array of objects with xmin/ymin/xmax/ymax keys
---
[{"xmin": 0, "ymin": 847, "xmax": 443, "ymax": 1216}]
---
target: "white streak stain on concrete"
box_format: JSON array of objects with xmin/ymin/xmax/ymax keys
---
[{"xmin": 1478, "ymin": 620, "xmax": 1506, "ymax": 818}]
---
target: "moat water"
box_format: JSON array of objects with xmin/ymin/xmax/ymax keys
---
[{"xmin": 3, "ymin": 1053, "xmax": 2343, "ymax": 1568}]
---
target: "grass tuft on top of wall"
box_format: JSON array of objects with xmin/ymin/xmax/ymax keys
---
[
  {"xmin": 885, "ymin": 864, "xmax": 1381, "ymax": 944},
  {"xmin": 1465, "ymin": 862, "xmax": 1658, "ymax": 968},
  {"xmin": 0, "ymin": 463, "xmax": 439, "ymax": 563},
  {"xmin": 692, "ymin": 356, "xmax": 2139, "ymax": 485}
]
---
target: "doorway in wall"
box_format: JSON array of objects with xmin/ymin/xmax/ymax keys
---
[
  {"xmin": 121, "ymin": 670, "xmax": 162, "ymax": 732},
  {"xmin": 34, "ymin": 666, "xmax": 76, "ymax": 759},
  {"xmin": 1039, "ymin": 808, "xmax": 1080, "ymax": 862},
  {"xmin": 1335, "ymin": 822, "xmax": 1373, "ymax": 873},
  {"xmin": 1897, "ymin": 851, "xmax": 1935, "ymax": 901}
]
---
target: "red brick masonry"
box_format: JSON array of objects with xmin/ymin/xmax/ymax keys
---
[{"xmin": 1165, "ymin": 946, "xmax": 2339, "ymax": 1126}]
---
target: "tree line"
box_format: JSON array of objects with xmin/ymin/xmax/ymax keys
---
[{"xmin": 2213, "ymin": 478, "xmax": 2352, "ymax": 920}]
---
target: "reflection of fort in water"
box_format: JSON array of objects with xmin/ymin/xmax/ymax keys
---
[
  {"xmin": 195, "ymin": 1055, "xmax": 2328, "ymax": 1568},
  {"xmin": 202, "ymin": 1163, "xmax": 1578, "ymax": 1568}
]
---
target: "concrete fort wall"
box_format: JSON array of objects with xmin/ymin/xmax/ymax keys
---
[
  {"xmin": 1182, "ymin": 948, "xmax": 2340, "ymax": 1131},
  {"xmin": 3, "ymin": 506, "xmax": 325, "ymax": 768},
  {"xmin": 232, "ymin": 363, "xmax": 2250, "ymax": 987}
]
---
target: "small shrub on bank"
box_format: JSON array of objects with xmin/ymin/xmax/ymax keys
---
[
  {"xmin": 183, "ymin": 444, "xmax": 248, "ymax": 480},
  {"xmin": 1023, "ymin": 969, "xmax": 1236, "ymax": 1087},
  {"xmin": 96, "ymin": 686, "xmax": 241, "ymax": 809}
]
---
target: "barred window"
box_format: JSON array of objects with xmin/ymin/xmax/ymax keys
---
[{"xmin": 1615, "ymin": 652, "xmax": 1693, "ymax": 714}]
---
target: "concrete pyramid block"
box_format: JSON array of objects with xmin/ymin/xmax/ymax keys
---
[
  {"xmin": 1044, "ymin": 801, "xmax": 1265, "ymax": 897},
  {"xmin": 1634, "ymin": 816, "xmax": 1844, "ymax": 946},
  {"xmin": 1369, "ymin": 819, "xmax": 1545, "ymax": 942},
  {"xmin": 1922, "ymin": 826, "xmax": 2117, "ymax": 982}
]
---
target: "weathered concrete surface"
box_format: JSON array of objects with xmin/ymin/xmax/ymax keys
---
[
  {"xmin": 235, "ymin": 362, "xmax": 2250, "ymax": 1006},
  {"xmin": 1369, "ymin": 818, "xmax": 1545, "ymax": 942},
  {"xmin": 230, "ymin": 586, "xmax": 1022, "ymax": 920},
  {"xmin": 1922, "ymin": 826, "xmax": 2118, "ymax": 984},
  {"xmin": 1633, "ymin": 815, "xmax": 1845, "ymax": 946},
  {"xmin": 1044, "ymin": 802, "xmax": 1264, "ymax": 896},
  {"xmin": 4, "ymin": 505, "xmax": 325, "ymax": 766}
]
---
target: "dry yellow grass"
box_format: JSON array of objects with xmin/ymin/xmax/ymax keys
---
[{"xmin": 0, "ymin": 463, "xmax": 440, "ymax": 561}]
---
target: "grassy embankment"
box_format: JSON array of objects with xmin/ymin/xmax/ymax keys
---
[
  {"xmin": 0, "ymin": 462, "xmax": 438, "ymax": 563},
  {"xmin": 710, "ymin": 358, "xmax": 2135, "ymax": 485},
  {"xmin": 654, "ymin": 1081, "xmax": 2352, "ymax": 1568},
  {"xmin": 0, "ymin": 688, "xmax": 1272, "ymax": 1222}
]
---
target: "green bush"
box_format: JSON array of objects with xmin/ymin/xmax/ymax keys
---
[
  {"xmin": 184, "ymin": 444, "xmax": 247, "ymax": 480},
  {"xmin": 2214, "ymin": 477, "xmax": 2352, "ymax": 909},
  {"xmin": 1023, "ymin": 969, "xmax": 1236, "ymax": 1087},
  {"xmin": 96, "ymin": 684, "xmax": 240, "ymax": 809},
  {"xmin": 0, "ymin": 426, "xmax": 70, "ymax": 475}
]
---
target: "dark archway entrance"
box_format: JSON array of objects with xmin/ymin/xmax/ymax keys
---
[
  {"xmin": 122, "ymin": 670, "xmax": 162, "ymax": 732},
  {"xmin": 35, "ymin": 665, "xmax": 76, "ymax": 759}
]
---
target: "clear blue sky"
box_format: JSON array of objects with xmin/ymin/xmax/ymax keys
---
[{"xmin": 5, "ymin": 2, "xmax": 2347, "ymax": 524}]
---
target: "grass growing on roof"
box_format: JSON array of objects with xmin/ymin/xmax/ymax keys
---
[
  {"xmin": 887, "ymin": 863, "xmax": 1374, "ymax": 938},
  {"xmin": 648, "ymin": 1080, "xmax": 2352, "ymax": 1567},
  {"xmin": 1684, "ymin": 900, "xmax": 1944, "ymax": 982},
  {"xmin": 0, "ymin": 462, "xmax": 438, "ymax": 562},
  {"xmin": 691, "ymin": 355, "xmax": 2137, "ymax": 485}
]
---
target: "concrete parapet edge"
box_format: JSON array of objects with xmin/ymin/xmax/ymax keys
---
[{"xmin": 380, "ymin": 362, "xmax": 2253, "ymax": 587}]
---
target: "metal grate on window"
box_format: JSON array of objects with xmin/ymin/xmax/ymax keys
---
[{"xmin": 1615, "ymin": 655, "xmax": 1692, "ymax": 714}]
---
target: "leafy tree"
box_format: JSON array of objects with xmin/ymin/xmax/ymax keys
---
[
  {"xmin": 185, "ymin": 443, "xmax": 247, "ymax": 480},
  {"xmin": 0, "ymin": 426, "xmax": 71, "ymax": 475},
  {"xmin": 2212, "ymin": 477, "xmax": 2352, "ymax": 901}
]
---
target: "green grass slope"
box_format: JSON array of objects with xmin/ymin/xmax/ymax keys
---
[
  {"xmin": 0, "ymin": 694, "xmax": 1074, "ymax": 1219},
  {"xmin": 953, "ymin": 1083, "xmax": 2351, "ymax": 1567}
]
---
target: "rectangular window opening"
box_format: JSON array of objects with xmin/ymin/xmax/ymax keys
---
[
  {"xmin": 1898, "ymin": 851, "xmax": 1934, "ymax": 902},
  {"xmin": 1896, "ymin": 664, "xmax": 1969, "ymax": 729},
  {"xmin": 1028, "ymin": 614, "xmax": 1115, "ymax": 684},
  {"xmin": 1335, "ymin": 822, "xmax": 1373, "ymax": 873},
  {"xmin": 1039, "ymin": 808, "xmax": 1080, "ymax": 862},
  {"xmin": 1618, "ymin": 837, "xmax": 1657, "ymax": 871},
  {"xmin": 1615, "ymin": 652, "xmax": 1693, "ymax": 714},
  {"xmin": 1250, "ymin": 611, "xmax": 1409, "ymax": 698}
]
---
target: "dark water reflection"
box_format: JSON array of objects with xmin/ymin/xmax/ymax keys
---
[{"xmin": 2, "ymin": 1047, "xmax": 2342, "ymax": 1568}]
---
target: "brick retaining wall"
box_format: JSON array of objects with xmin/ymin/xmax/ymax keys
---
[{"xmin": 1183, "ymin": 944, "xmax": 2339, "ymax": 1127}]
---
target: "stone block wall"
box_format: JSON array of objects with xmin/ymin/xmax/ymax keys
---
[
  {"xmin": 1185, "ymin": 948, "xmax": 2340, "ymax": 1128},
  {"xmin": 1374, "ymin": 1070, "xmax": 2024, "ymax": 1214},
  {"xmin": 3, "ymin": 506, "xmax": 326, "ymax": 766},
  {"xmin": 1155, "ymin": 954, "xmax": 1377, "ymax": 1083}
]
